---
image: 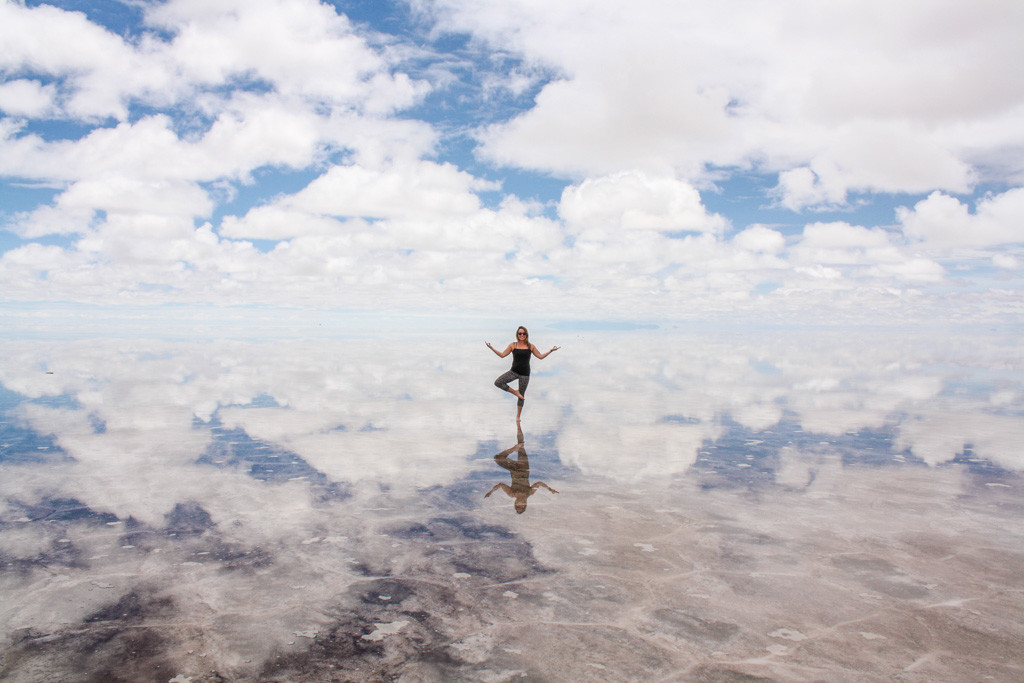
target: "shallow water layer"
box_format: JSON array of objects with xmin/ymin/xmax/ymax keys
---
[{"xmin": 1, "ymin": 329, "xmax": 1022, "ymax": 681}]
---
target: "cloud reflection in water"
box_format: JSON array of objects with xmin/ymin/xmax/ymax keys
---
[{"xmin": 0, "ymin": 329, "xmax": 1021, "ymax": 680}]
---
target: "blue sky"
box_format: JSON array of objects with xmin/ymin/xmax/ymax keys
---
[{"xmin": 1, "ymin": 0, "xmax": 1022, "ymax": 326}]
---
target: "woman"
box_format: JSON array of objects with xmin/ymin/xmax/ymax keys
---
[{"xmin": 486, "ymin": 326, "xmax": 560, "ymax": 421}]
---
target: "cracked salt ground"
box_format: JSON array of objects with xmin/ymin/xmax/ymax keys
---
[{"xmin": 0, "ymin": 330, "xmax": 1022, "ymax": 681}]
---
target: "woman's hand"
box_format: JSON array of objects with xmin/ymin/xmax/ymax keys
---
[
  {"xmin": 534, "ymin": 344, "xmax": 561, "ymax": 359},
  {"xmin": 487, "ymin": 342, "xmax": 511, "ymax": 357}
]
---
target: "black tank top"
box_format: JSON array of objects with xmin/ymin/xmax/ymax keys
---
[{"xmin": 511, "ymin": 347, "xmax": 531, "ymax": 375}]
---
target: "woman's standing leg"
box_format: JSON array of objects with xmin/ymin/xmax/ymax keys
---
[{"xmin": 515, "ymin": 376, "xmax": 529, "ymax": 421}]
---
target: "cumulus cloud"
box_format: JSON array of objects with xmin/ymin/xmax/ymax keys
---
[
  {"xmin": 286, "ymin": 162, "xmax": 491, "ymax": 220},
  {"xmin": 897, "ymin": 188, "xmax": 1024, "ymax": 249},
  {"xmin": 0, "ymin": 1, "xmax": 149, "ymax": 120},
  {"xmin": 147, "ymin": 0, "xmax": 428, "ymax": 113},
  {"xmin": 0, "ymin": 79, "xmax": 55, "ymax": 117},
  {"xmin": 732, "ymin": 226, "xmax": 785, "ymax": 254},
  {"xmin": 220, "ymin": 206, "xmax": 349, "ymax": 240},
  {"xmin": 62, "ymin": 177, "xmax": 214, "ymax": 218},
  {"xmin": 993, "ymin": 253, "xmax": 1020, "ymax": 270},
  {"xmin": 799, "ymin": 222, "xmax": 892, "ymax": 251},
  {"xmin": 775, "ymin": 125, "xmax": 974, "ymax": 211},
  {"xmin": 774, "ymin": 168, "xmax": 847, "ymax": 212},
  {"xmin": 783, "ymin": 221, "xmax": 945, "ymax": 285},
  {"xmin": 0, "ymin": 110, "xmax": 320, "ymax": 185},
  {"xmin": 558, "ymin": 171, "xmax": 728, "ymax": 234},
  {"xmin": 0, "ymin": 0, "xmax": 1022, "ymax": 323},
  {"xmin": 7, "ymin": 203, "xmax": 96, "ymax": 239},
  {"xmin": 429, "ymin": 0, "xmax": 1024, "ymax": 199},
  {"xmin": 0, "ymin": 0, "xmax": 426, "ymax": 121}
]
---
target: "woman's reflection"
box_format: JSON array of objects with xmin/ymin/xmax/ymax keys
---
[{"xmin": 485, "ymin": 425, "xmax": 558, "ymax": 513}]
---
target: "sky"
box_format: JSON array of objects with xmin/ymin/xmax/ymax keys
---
[{"xmin": 1, "ymin": 0, "xmax": 1023, "ymax": 327}]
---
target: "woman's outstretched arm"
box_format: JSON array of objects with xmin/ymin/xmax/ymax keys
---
[
  {"xmin": 531, "ymin": 344, "xmax": 561, "ymax": 359},
  {"xmin": 485, "ymin": 483, "xmax": 512, "ymax": 498},
  {"xmin": 486, "ymin": 342, "xmax": 514, "ymax": 357}
]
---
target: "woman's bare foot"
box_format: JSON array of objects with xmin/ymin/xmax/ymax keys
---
[{"xmin": 510, "ymin": 389, "xmax": 525, "ymax": 400}]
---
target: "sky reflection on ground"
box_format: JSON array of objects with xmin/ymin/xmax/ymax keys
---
[{"xmin": 1, "ymin": 329, "xmax": 1021, "ymax": 681}]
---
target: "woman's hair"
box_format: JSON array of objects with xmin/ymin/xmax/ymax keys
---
[{"xmin": 516, "ymin": 326, "xmax": 529, "ymax": 344}]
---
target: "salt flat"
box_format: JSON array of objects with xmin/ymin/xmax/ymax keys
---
[{"xmin": 1, "ymin": 329, "xmax": 1021, "ymax": 681}]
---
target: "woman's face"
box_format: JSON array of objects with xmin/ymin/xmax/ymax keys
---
[{"xmin": 516, "ymin": 328, "xmax": 528, "ymax": 343}]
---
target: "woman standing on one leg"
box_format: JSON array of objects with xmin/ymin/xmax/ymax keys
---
[{"xmin": 486, "ymin": 326, "xmax": 560, "ymax": 421}]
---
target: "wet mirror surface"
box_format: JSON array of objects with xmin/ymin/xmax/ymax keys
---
[{"xmin": 1, "ymin": 329, "xmax": 1022, "ymax": 681}]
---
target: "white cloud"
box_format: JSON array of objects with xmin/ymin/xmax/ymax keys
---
[
  {"xmin": 792, "ymin": 264, "xmax": 843, "ymax": 281},
  {"xmin": 798, "ymin": 222, "xmax": 892, "ymax": 251},
  {"xmin": 558, "ymin": 171, "xmax": 728, "ymax": 234},
  {"xmin": 775, "ymin": 128, "xmax": 974, "ymax": 210},
  {"xmin": 897, "ymin": 188, "xmax": 1024, "ymax": 249},
  {"xmin": 0, "ymin": 1, "xmax": 146, "ymax": 120},
  {"xmin": 791, "ymin": 221, "xmax": 896, "ymax": 268},
  {"xmin": 0, "ymin": 0, "xmax": 426, "ymax": 121},
  {"xmin": 869, "ymin": 259, "xmax": 945, "ymax": 284},
  {"xmin": 286, "ymin": 161, "xmax": 490, "ymax": 219},
  {"xmin": 0, "ymin": 79, "xmax": 55, "ymax": 117},
  {"xmin": 823, "ymin": 121, "xmax": 974, "ymax": 194},
  {"xmin": 0, "ymin": 111, "xmax": 319, "ymax": 184},
  {"xmin": 429, "ymin": 0, "xmax": 1023, "ymax": 199},
  {"xmin": 220, "ymin": 206, "xmax": 350, "ymax": 240},
  {"xmin": 61, "ymin": 177, "xmax": 214, "ymax": 218},
  {"xmin": 0, "ymin": 244, "xmax": 87, "ymax": 289},
  {"xmin": 220, "ymin": 163, "xmax": 560, "ymax": 258},
  {"xmin": 775, "ymin": 168, "xmax": 847, "ymax": 212},
  {"xmin": 732, "ymin": 226, "xmax": 785, "ymax": 254},
  {"xmin": 779, "ymin": 220, "xmax": 945, "ymax": 285},
  {"xmin": 0, "ymin": 0, "xmax": 1021, "ymax": 323},
  {"xmin": 148, "ymin": 0, "xmax": 428, "ymax": 113},
  {"xmin": 477, "ymin": 63, "xmax": 734, "ymax": 178},
  {"xmin": 993, "ymin": 253, "xmax": 1020, "ymax": 270},
  {"xmin": 7, "ymin": 204, "xmax": 96, "ymax": 239}
]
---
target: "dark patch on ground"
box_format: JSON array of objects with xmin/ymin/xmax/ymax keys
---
[
  {"xmin": 687, "ymin": 415, "xmax": 952, "ymax": 493},
  {"xmin": 201, "ymin": 426, "xmax": 333, "ymax": 487},
  {"xmin": 258, "ymin": 578, "xmax": 475, "ymax": 682},
  {"xmin": 216, "ymin": 543, "xmax": 273, "ymax": 572},
  {"xmin": 0, "ymin": 536, "xmax": 85, "ymax": 574},
  {"xmin": 391, "ymin": 516, "xmax": 552, "ymax": 584},
  {"xmin": 85, "ymin": 589, "xmax": 175, "ymax": 624},
  {"xmin": 19, "ymin": 497, "xmax": 117, "ymax": 524},
  {"xmin": 687, "ymin": 665, "xmax": 775, "ymax": 682},
  {"xmin": 0, "ymin": 498, "xmax": 119, "ymax": 574},
  {"xmin": 393, "ymin": 516, "xmax": 515, "ymax": 542},
  {"xmin": 0, "ymin": 418, "xmax": 67, "ymax": 464},
  {"xmin": 164, "ymin": 501, "xmax": 215, "ymax": 536},
  {"xmin": 357, "ymin": 577, "xmax": 418, "ymax": 605},
  {"xmin": 255, "ymin": 515, "xmax": 551, "ymax": 680},
  {"xmin": 650, "ymin": 608, "xmax": 740, "ymax": 647},
  {"xmin": 0, "ymin": 590, "xmax": 178, "ymax": 683}
]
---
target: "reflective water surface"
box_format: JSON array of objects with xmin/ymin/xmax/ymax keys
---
[{"xmin": 1, "ymin": 329, "xmax": 1022, "ymax": 681}]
